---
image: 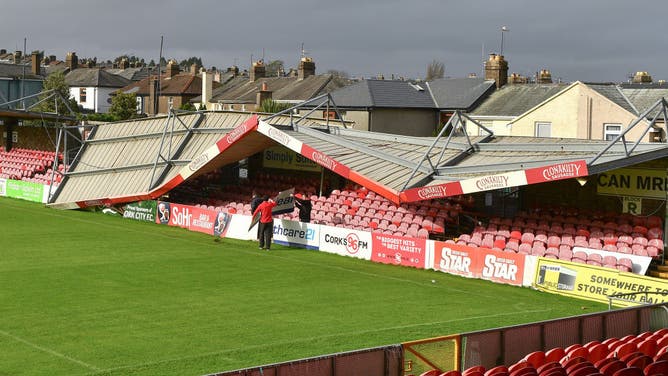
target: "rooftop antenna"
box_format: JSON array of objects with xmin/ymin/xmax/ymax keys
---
[
  {"xmin": 500, "ymin": 26, "xmax": 509, "ymax": 56},
  {"xmin": 156, "ymin": 35, "xmax": 163, "ymax": 114},
  {"xmin": 261, "ymin": 48, "xmax": 265, "ymax": 62},
  {"xmin": 301, "ymin": 43, "xmax": 307, "ymax": 58}
]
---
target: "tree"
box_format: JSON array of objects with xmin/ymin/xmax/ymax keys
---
[
  {"xmin": 179, "ymin": 102, "xmax": 196, "ymax": 111},
  {"xmin": 259, "ymin": 99, "xmax": 292, "ymax": 113},
  {"xmin": 265, "ymin": 60, "xmax": 284, "ymax": 76},
  {"xmin": 33, "ymin": 71, "xmax": 79, "ymax": 114},
  {"xmin": 426, "ymin": 60, "xmax": 445, "ymax": 81},
  {"xmin": 109, "ymin": 92, "xmax": 137, "ymax": 120}
]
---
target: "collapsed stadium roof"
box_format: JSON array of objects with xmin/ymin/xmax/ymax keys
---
[{"xmin": 48, "ymin": 95, "xmax": 668, "ymax": 209}]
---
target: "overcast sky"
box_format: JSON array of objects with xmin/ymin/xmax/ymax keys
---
[{"xmin": 2, "ymin": 0, "xmax": 667, "ymax": 83}]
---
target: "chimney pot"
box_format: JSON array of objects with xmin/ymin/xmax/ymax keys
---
[
  {"xmin": 250, "ymin": 60, "xmax": 265, "ymax": 82},
  {"xmin": 66, "ymin": 52, "xmax": 78, "ymax": 70},
  {"xmin": 298, "ymin": 56, "xmax": 316, "ymax": 80}
]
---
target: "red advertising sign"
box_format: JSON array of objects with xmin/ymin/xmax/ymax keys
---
[
  {"xmin": 525, "ymin": 160, "xmax": 588, "ymax": 184},
  {"xmin": 432, "ymin": 242, "xmax": 526, "ymax": 286},
  {"xmin": 155, "ymin": 202, "xmax": 231, "ymax": 237},
  {"xmin": 400, "ymin": 182, "xmax": 463, "ymax": 202},
  {"xmin": 215, "ymin": 115, "xmax": 258, "ymax": 151},
  {"xmin": 371, "ymin": 233, "xmax": 427, "ymax": 268},
  {"xmin": 300, "ymin": 144, "xmax": 351, "ymax": 178}
]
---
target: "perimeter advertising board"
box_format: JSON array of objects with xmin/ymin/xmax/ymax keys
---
[
  {"xmin": 371, "ymin": 233, "xmax": 427, "ymax": 268},
  {"xmin": 5, "ymin": 179, "xmax": 44, "ymax": 202},
  {"xmin": 319, "ymin": 225, "xmax": 372, "ymax": 260},
  {"xmin": 272, "ymin": 219, "xmax": 319, "ymax": 250},
  {"xmin": 154, "ymin": 201, "xmax": 231, "ymax": 237},
  {"xmin": 534, "ymin": 258, "xmax": 668, "ymax": 306},
  {"xmin": 122, "ymin": 201, "xmax": 157, "ymax": 222},
  {"xmin": 432, "ymin": 242, "xmax": 526, "ymax": 286},
  {"xmin": 0, "ymin": 178, "xmax": 5, "ymax": 196}
]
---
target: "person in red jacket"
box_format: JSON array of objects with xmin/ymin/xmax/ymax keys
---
[{"xmin": 253, "ymin": 196, "xmax": 277, "ymax": 250}]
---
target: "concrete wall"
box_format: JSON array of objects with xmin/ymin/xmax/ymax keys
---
[{"xmin": 369, "ymin": 108, "xmax": 437, "ymax": 136}]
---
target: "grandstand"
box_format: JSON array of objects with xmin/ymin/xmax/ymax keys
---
[{"xmin": 1, "ymin": 96, "xmax": 667, "ymax": 374}]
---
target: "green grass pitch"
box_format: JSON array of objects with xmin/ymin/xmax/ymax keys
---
[{"xmin": 0, "ymin": 197, "xmax": 607, "ymax": 375}]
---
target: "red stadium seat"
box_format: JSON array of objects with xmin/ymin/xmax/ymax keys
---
[
  {"xmin": 463, "ymin": 366, "xmax": 487, "ymax": 376},
  {"xmin": 485, "ymin": 365, "xmax": 509, "ymax": 376},
  {"xmin": 600, "ymin": 360, "xmax": 626, "ymax": 376},
  {"xmin": 440, "ymin": 371, "xmax": 463, "ymax": 376},
  {"xmin": 645, "ymin": 360, "xmax": 668, "ymax": 376},
  {"xmin": 525, "ymin": 351, "xmax": 547, "ymax": 368},
  {"xmin": 537, "ymin": 361, "xmax": 563, "ymax": 376},
  {"xmin": 625, "ymin": 355, "xmax": 653, "ymax": 370},
  {"xmin": 545, "ymin": 348, "xmax": 566, "ymax": 363},
  {"xmin": 610, "ymin": 367, "xmax": 643, "ymax": 376},
  {"xmin": 588, "ymin": 343, "xmax": 611, "ymax": 364}
]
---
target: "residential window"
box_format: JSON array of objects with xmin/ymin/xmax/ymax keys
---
[
  {"xmin": 535, "ymin": 122, "xmax": 551, "ymax": 137},
  {"xmin": 604, "ymin": 123, "xmax": 622, "ymax": 141},
  {"xmin": 79, "ymin": 88, "xmax": 87, "ymax": 103},
  {"xmin": 136, "ymin": 96, "xmax": 142, "ymax": 114}
]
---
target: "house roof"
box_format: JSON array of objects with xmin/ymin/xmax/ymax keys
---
[
  {"xmin": 471, "ymin": 83, "xmax": 570, "ymax": 117},
  {"xmin": 120, "ymin": 73, "xmax": 208, "ymax": 96},
  {"xmin": 0, "ymin": 62, "xmax": 44, "ymax": 79},
  {"xmin": 426, "ymin": 77, "xmax": 496, "ymax": 110},
  {"xmin": 619, "ymin": 83, "xmax": 668, "ymax": 116},
  {"xmin": 587, "ymin": 83, "xmax": 637, "ymax": 114},
  {"xmin": 328, "ymin": 79, "xmax": 437, "ymax": 109},
  {"xmin": 65, "ymin": 68, "xmax": 132, "ymax": 88},
  {"xmin": 104, "ymin": 67, "xmax": 152, "ymax": 82},
  {"xmin": 201, "ymin": 74, "xmax": 344, "ymax": 104}
]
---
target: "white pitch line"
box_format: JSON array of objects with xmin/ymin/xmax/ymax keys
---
[
  {"xmin": 0, "ymin": 329, "xmax": 100, "ymax": 371},
  {"xmin": 89, "ymin": 308, "xmax": 552, "ymax": 375}
]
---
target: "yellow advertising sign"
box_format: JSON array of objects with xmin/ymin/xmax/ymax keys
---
[
  {"xmin": 597, "ymin": 168, "xmax": 667, "ymax": 199},
  {"xmin": 262, "ymin": 146, "xmax": 321, "ymax": 172},
  {"xmin": 534, "ymin": 258, "xmax": 668, "ymax": 307}
]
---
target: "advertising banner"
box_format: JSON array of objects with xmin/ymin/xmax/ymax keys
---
[
  {"xmin": 534, "ymin": 258, "xmax": 668, "ymax": 306},
  {"xmin": 319, "ymin": 225, "xmax": 372, "ymax": 260},
  {"xmin": 273, "ymin": 188, "xmax": 295, "ymax": 215},
  {"xmin": 432, "ymin": 242, "xmax": 526, "ymax": 286},
  {"xmin": 0, "ymin": 178, "xmax": 5, "ymax": 196},
  {"xmin": 525, "ymin": 160, "xmax": 588, "ymax": 184},
  {"xmin": 263, "ymin": 146, "xmax": 321, "ymax": 172},
  {"xmin": 597, "ymin": 168, "xmax": 667, "ymax": 199},
  {"xmin": 5, "ymin": 179, "xmax": 44, "ymax": 203},
  {"xmin": 272, "ymin": 219, "xmax": 319, "ymax": 250},
  {"xmin": 401, "ymin": 182, "xmax": 464, "ymax": 202},
  {"xmin": 225, "ymin": 214, "xmax": 255, "ymax": 241},
  {"xmin": 187, "ymin": 205, "xmax": 216, "ymax": 235},
  {"xmin": 122, "ymin": 201, "xmax": 157, "ymax": 222},
  {"xmin": 156, "ymin": 201, "xmax": 171, "ymax": 225},
  {"xmin": 371, "ymin": 233, "xmax": 427, "ymax": 268},
  {"xmin": 460, "ymin": 171, "xmax": 527, "ymax": 195}
]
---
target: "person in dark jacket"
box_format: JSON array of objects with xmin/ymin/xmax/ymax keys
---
[
  {"xmin": 292, "ymin": 193, "xmax": 312, "ymax": 223},
  {"xmin": 250, "ymin": 191, "xmax": 265, "ymax": 240}
]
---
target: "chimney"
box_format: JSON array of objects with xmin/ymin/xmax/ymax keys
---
[
  {"xmin": 13, "ymin": 50, "xmax": 22, "ymax": 64},
  {"xmin": 31, "ymin": 51, "xmax": 42, "ymax": 75},
  {"xmin": 298, "ymin": 57, "xmax": 315, "ymax": 80},
  {"xmin": 538, "ymin": 69, "xmax": 553, "ymax": 84},
  {"xmin": 484, "ymin": 53, "xmax": 508, "ymax": 89},
  {"xmin": 226, "ymin": 65, "xmax": 239, "ymax": 77},
  {"xmin": 509, "ymin": 73, "xmax": 528, "ymax": 84},
  {"xmin": 256, "ymin": 81, "xmax": 272, "ymax": 107},
  {"xmin": 49, "ymin": 55, "xmax": 56, "ymax": 63},
  {"xmin": 250, "ymin": 60, "xmax": 265, "ymax": 82},
  {"xmin": 66, "ymin": 52, "xmax": 78, "ymax": 70},
  {"xmin": 632, "ymin": 71, "xmax": 653, "ymax": 84},
  {"xmin": 202, "ymin": 70, "xmax": 213, "ymax": 108},
  {"xmin": 165, "ymin": 59, "xmax": 180, "ymax": 78},
  {"xmin": 148, "ymin": 77, "xmax": 159, "ymax": 115},
  {"xmin": 119, "ymin": 58, "xmax": 129, "ymax": 69},
  {"xmin": 0, "ymin": 49, "xmax": 6, "ymax": 55},
  {"xmin": 190, "ymin": 63, "xmax": 199, "ymax": 75}
]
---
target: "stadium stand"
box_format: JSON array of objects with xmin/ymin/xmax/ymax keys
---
[
  {"xmin": 419, "ymin": 329, "xmax": 668, "ymax": 376},
  {"xmin": 445, "ymin": 207, "xmax": 664, "ymax": 272},
  {"xmin": 0, "ymin": 146, "xmax": 67, "ymax": 184},
  {"xmin": 168, "ymin": 170, "xmax": 473, "ymax": 238}
]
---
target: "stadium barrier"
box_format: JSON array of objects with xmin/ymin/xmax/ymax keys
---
[
  {"xmin": 402, "ymin": 335, "xmax": 460, "ymax": 376},
  {"xmin": 206, "ymin": 345, "xmax": 403, "ymax": 376},
  {"xmin": 459, "ymin": 303, "xmax": 668, "ymax": 371},
  {"xmin": 132, "ymin": 200, "xmax": 667, "ymax": 306},
  {"xmin": 0, "ymin": 178, "xmax": 55, "ymax": 203}
]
